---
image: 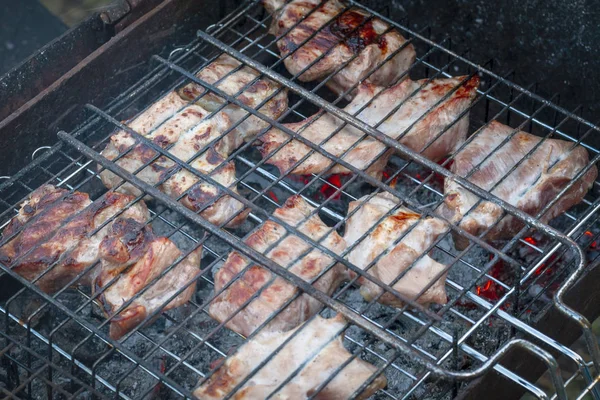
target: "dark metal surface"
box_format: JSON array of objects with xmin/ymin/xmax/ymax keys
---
[
  {"xmin": 0, "ymin": 0, "xmax": 227, "ymax": 176},
  {"xmin": 458, "ymin": 258, "xmax": 600, "ymax": 400}
]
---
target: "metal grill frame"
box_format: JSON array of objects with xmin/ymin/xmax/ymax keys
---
[{"xmin": 0, "ymin": 0, "xmax": 599, "ymax": 399}]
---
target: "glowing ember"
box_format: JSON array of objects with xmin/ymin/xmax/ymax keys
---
[
  {"xmin": 475, "ymin": 257, "xmax": 505, "ymax": 303},
  {"xmin": 267, "ymin": 191, "xmax": 279, "ymax": 202},
  {"xmin": 476, "ymin": 277, "xmax": 502, "ymax": 302},
  {"xmin": 318, "ymin": 174, "xmax": 345, "ymax": 200},
  {"xmin": 584, "ymin": 230, "xmax": 599, "ymax": 250},
  {"xmin": 523, "ymin": 237, "xmax": 537, "ymax": 246},
  {"xmin": 381, "ymin": 169, "xmax": 399, "ymax": 187}
]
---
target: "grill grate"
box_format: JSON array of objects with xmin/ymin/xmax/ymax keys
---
[{"xmin": 1, "ymin": 0, "xmax": 600, "ymax": 399}]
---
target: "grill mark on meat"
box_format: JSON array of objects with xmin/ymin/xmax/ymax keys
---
[
  {"xmin": 209, "ymin": 196, "xmax": 349, "ymax": 337},
  {"xmin": 187, "ymin": 184, "xmax": 221, "ymax": 210},
  {"xmin": 152, "ymin": 135, "xmax": 171, "ymax": 148},
  {"xmin": 328, "ymin": 10, "xmax": 386, "ymax": 53},
  {"xmin": 245, "ymin": 80, "xmax": 269, "ymax": 94},
  {"xmin": 206, "ymin": 148, "xmax": 225, "ymax": 165}
]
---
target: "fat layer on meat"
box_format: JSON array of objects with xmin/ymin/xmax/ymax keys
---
[
  {"xmin": 0, "ymin": 187, "xmax": 149, "ymax": 294},
  {"xmin": 194, "ymin": 314, "xmax": 387, "ymax": 399},
  {"xmin": 209, "ymin": 195, "xmax": 348, "ymax": 337},
  {"xmin": 259, "ymin": 76, "xmax": 479, "ymax": 179},
  {"xmin": 263, "ymin": 0, "xmax": 416, "ymax": 99},
  {"xmin": 345, "ymin": 192, "xmax": 449, "ymax": 306},
  {"xmin": 96, "ymin": 238, "xmax": 202, "ymax": 340},
  {"xmin": 179, "ymin": 54, "xmax": 288, "ymax": 144},
  {"xmin": 437, "ymin": 121, "xmax": 598, "ymax": 249}
]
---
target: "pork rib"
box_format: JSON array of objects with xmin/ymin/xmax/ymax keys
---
[
  {"xmin": 259, "ymin": 76, "xmax": 479, "ymax": 179},
  {"xmin": 263, "ymin": 0, "xmax": 416, "ymax": 98},
  {"xmin": 437, "ymin": 120, "xmax": 598, "ymax": 249},
  {"xmin": 194, "ymin": 314, "xmax": 387, "ymax": 399},
  {"xmin": 96, "ymin": 239, "xmax": 202, "ymax": 340},
  {"xmin": 209, "ymin": 195, "xmax": 348, "ymax": 337},
  {"xmin": 344, "ymin": 192, "xmax": 448, "ymax": 306},
  {"xmin": 100, "ymin": 103, "xmax": 248, "ymax": 228},
  {"xmin": 0, "ymin": 188, "xmax": 149, "ymax": 294},
  {"xmin": 101, "ymin": 55, "xmax": 287, "ymax": 228},
  {"xmin": 179, "ymin": 53, "xmax": 288, "ymax": 144}
]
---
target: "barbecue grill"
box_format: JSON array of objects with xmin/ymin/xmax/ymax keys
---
[{"xmin": 1, "ymin": 0, "xmax": 599, "ymax": 399}]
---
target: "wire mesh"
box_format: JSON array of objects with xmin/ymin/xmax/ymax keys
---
[{"xmin": 0, "ymin": 0, "xmax": 599, "ymax": 399}]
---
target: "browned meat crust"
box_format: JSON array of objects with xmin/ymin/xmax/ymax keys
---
[{"xmin": 209, "ymin": 195, "xmax": 348, "ymax": 337}]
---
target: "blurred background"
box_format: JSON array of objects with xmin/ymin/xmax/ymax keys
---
[{"xmin": 0, "ymin": 0, "xmax": 112, "ymax": 74}]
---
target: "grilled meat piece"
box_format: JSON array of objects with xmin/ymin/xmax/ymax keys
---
[
  {"xmin": 437, "ymin": 121, "xmax": 598, "ymax": 249},
  {"xmin": 263, "ymin": 0, "xmax": 416, "ymax": 98},
  {"xmin": 100, "ymin": 103, "xmax": 210, "ymax": 195},
  {"xmin": 0, "ymin": 188, "xmax": 149, "ymax": 294},
  {"xmin": 259, "ymin": 76, "xmax": 479, "ymax": 179},
  {"xmin": 195, "ymin": 314, "xmax": 386, "ymax": 399},
  {"xmin": 100, "ymin": 104, "xmax": 248, "ymax": 228},
  {"xmin": 124, "ymin": 91, "xmax": 192, "ymax": 137},
  {"xmin": 344, "ymin": 192, "xmax": 448, "ymax": 306},
  {"xmin": 209, "ymin": 195, "xmax": 348, "ymax": 337},
  {"xmin": 158, "ymin": 114, "xmax": 249, "ymax": 227},
  {"xmin": 179, "ymin": 54, "xmax": 288, "ymax": 144},
  {"xmin": 96, "ymin": 239, "xmax": 202, "ymax": 340},
  {"xmin": 100, "ymin": 54, "xmax": 286, "ymax": 228},
  {"xmin": 94, "ymin": 218, "xmax": 157, "ymax": 288},
  {"xmin": 0, "ymin": 185, "xmax": 90, "ymax": 264}
]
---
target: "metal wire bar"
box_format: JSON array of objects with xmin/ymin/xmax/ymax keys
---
[
  {"xmin": 0, "ymin": 132, "xmax": 584, "ymax": 400},
  {"xmin": 78, "ymin": 58, "xmax": 568, "ymax": 390},
  {"xmin": 83, "ymin": 94, "xmax": 447, "ymax": 319},
  {"xmin": 0, "ymin": 65, "xmax": 592, "ymax": 400},
  {"xmin": 196, "ymin": 31, "xmax": 600, "ymax": 373},
  {"xmin": 56, "ymin": 127, "xmax": 571, "ymax": 399},
  {"xmin": 0, "ymin": 0, "xmax": 596, "ymax": 396}
]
